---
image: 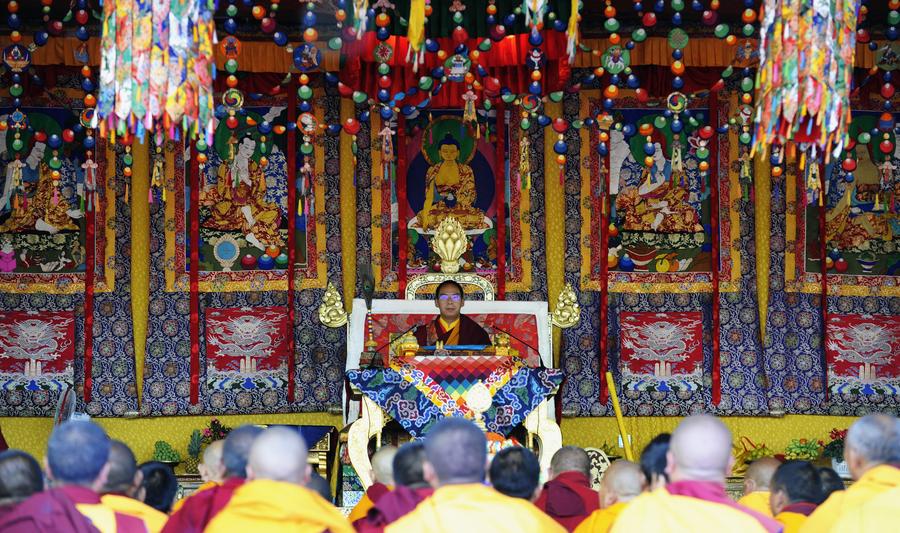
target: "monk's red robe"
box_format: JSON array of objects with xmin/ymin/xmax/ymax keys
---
[
  {"xmin": 354, "ymin": 486, "xmax": 435, "ymax": 532},
  {"xmin": 0, "ymin": 486, "xmax": 145, "ymax": 533},
  {"xmin": 666, "ymin": 481, "xmax": 782, "ymax": 533},
  {"xmin": 161, "ymin": 477, "xmax": 244, "ymax": 533},
  {"xmin": 534, "ymin": 471, "xmax": 600, "ymax": 531},
  {"xmin": 414, "ymin": 314, "xmax": 492, "ymax": 347},
  {"xmin": 347, "ymin": 482, "xmax": 391, "ymax": 523}
]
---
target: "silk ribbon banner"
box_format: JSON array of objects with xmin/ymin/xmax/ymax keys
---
[
  {"xmin": 825, "ymin": 314, "xmax": 900, "ymax": 396},
  {"xmin": 0, "ymin": 311, "xmax": 75, "ymax": 391},
  {"xmin": 347, "ymin": 366, "xmax": 562, "ymax": 438},
  {"xmin": 205, "ymin": 306, "xmax": 290, "ymax": 392}
]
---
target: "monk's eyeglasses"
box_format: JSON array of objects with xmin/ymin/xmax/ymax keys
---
[{"xmin": 438, "ymin": 294, "xmax": 462, "ymax": 302}]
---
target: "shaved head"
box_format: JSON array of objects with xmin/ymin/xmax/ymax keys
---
[
  {"xmin": 199, "ymin": 440, "xmax": 225, "ymax": 484},
  {"xmin": 550, "ymin": 446, "xmax": 591, "ymax": 479},
  {"xmin": 393, "ymin": 442, "xmax": 428, "ymax": 488},
  {"xmin": 371, "ymin": 445, "xmax": 398, "ymax": 486},
  {"xmin": 222, "ymin": 425, "xmax": 263, "ymax": 479},
  {"xmin": 599, "ymin": 460, "xmax": 643, "ymax": 508},
  {"xmin": 247, "ymin": 427, "xmax": 310, "ymax": 486},
  {"xmin": 424, "ymin": 417, "xmax": 487, "ymax": 486},
  {"xmin": 667, "ymin": 415, "xmax": 733, "ymax": 483},
  {"xmin": 102, "ymin": 441, "xmax": 139, "ymax": 495},
  {"xmin": 846, "ymin": 414, "xmax": 900, "ymax": 480},
  {"xmin": 0, "ymin": 450, "xmax": 43, "ymax": 506},
  {"xmin": 743, "ymin": 457, "xmax": 780, "ymax": 495}
]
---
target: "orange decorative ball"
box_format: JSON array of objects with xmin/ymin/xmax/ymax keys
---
[
  {"xmin": 84, "ymin": 94, "xmax": 96, "ymax": 107},
  {"xmin": 226, "ymin": 75, "xmax": 239, "ymax": 88},
  {"xmin": 299, "ymin": 74, "xmax": 309, "ymax": 85},
  {"xmin": 335, "ymin": 9, "xmax": 346, "ymax": 21},
  {"xmin": 9, "ymin": 31, "xmax": 21, "ymax": 43},
  {"xmin": 604, "ymin": 85, "xmax": 618, "ymax": 99},
  {"xmin": 772, "ymin": 165, "xmax": 783, "ymax": 177},
  {"xmin": 81, "ymin": 65, "xmax": 92, "ymax": 77},
  {"xmin": 531, "ymin": 70, "xmax": 542, "ymax": 81},
  {"xmin": 375, "ymin": 13, "xmax": 390, "ymax": 27},
  {"xmin": 424, "ymin": 4, "xmax": 432, "ymax": 16},
  {"xmin": 123, "ymin": 166, "xmax": 132, "ymax": 177},
  {"xmin": 266, "ymin": 245, "xmax": 281, "ymax": 258},
  {"xmin": 469, "ymin": 50, "xmax": 480, "ymax": 60},
  {"xmin": 7, "ymin": 1, "xmax": 17, "ymax": 12},
  {"xmin": 604, "ymin": 5, "xmax": 616, "ymax": 17},
  {"xmin": 608, "ymin": 223, "xmax": 619, "ymax": 237},
  {"xmin": 594, "ymin": 67, "xmax": 605, "ymax": 77},
  {"xmin": 486, "ymin": 4, "xmax": 497, "ymax": 15},
  {"xmin": 303, "ymin": 28, "xmax": 318, "ymax": 42},
  {"xmin": 259, "ymin": 156, "xmax": 269, "ymax": 168},
  {"xmin": 741, "ymin": 92, "xmax": 753, "ymax": 104},
  {"xmin": 698, "ymin": 161, "xmax": 709, "ymax": 172},
  {"xmin": 609, "ymin": 33, "xmax": 620, "ymax": 45},
  {"xmin": 638, "ymin": 124, "xmax": 654, "ymax": 137},
  {"xmin": 725, "ymin": 35, "xmax": 737, "ymax": 45},
  {"xmin": 741, "ymin": 8, "xmax": 756, "ymax": 23},
  {"xmin": 671, "ymin": 60, "xmax": 685, "ymax": 75},
  {"xmin": 437, "ymin": 50, "xmax": 447, "ymax": 60},
  {"xmin": 644, "ymin": 156, "xmax": 654, "ymax": 166},
  {"xmin": 599, "ymin": 131, "xmax": 609, "ymax": 143},
  {"xmin": 556, "ymin": 154, "xmax": 566, "ymax": 165},
  {"xmin": 251, "ymin": 5, "xmax": 265, "ymax": 19}
]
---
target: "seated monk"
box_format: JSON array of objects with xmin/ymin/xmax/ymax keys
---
[
  {"xmin": 574, "ymin": 460, "xmax": 643, "ymax": 533},
  {"xmin": 800, "ymin": 414, "xmax": 900, "ymax": 533},
  {"xmin": 639, "ymin": 433, "xmax": 671, "ymax": 491},
  {"xmin": 414, "ymin": 280, "xmax": 492, "ymax": 347},
  {"xmin": 161, "ymin": 425, "xmax": 262, "ymax": 533},
  {"xmin": 738, "ymin": 457, "xmax": 780, "ymax": 518},
  {"xmin": 0, "ymin": 450, "xmax": 43, "ymax": 521},
  {"xmin": 770, "ymin": 461, "xmax": 823, "ymax": 533},
  {"xmin": 611, "ymin": 415, "xmax": 781, "ymax": 533},
  {"xmin": 205, "ymin": 427, "xmax": 352, "ymax": 533},
  {"xmin": 489, "ymin": 447, "xmax": 541, "ymax": 501},
  {"xmin": 355, "ymin": 441, "xmax": 434, "ymax": 531},
  {"xmin": 101, "ymin": 441, "xmax": 168, "ymax": 533},
  {"xmin": 170, "ymin": 439, "xmax": 224, "ymax": 513},
  {"xmin": 385, "ymin": 418, "xmax": 564, "ymax": 533},
  {"xmin": 0, "ymin": 421, "xmax": 145, "ymax": 533},
  {"xmin": 347, "ymin": 445, "xmax": 397, "ymax": 523},
  {"xmin": 535, "ymin": 446, "xmax": 600, "ymax": 530}
]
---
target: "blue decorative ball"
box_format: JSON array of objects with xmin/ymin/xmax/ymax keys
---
[
  {"xmin": 377, "ymin": 89, "xmax": 390, "ymax": 102},
  {"xmin": 554, "ymin": 140, "xmax": 568, "ymax": 155},
  {"xmin": 625, "ymin": 41, "xmax": 635, "ymax": 50},
  {"xmin": 380, "ymin": 107, "xmax": 394, "ymax": 120},
  {"xmin": 273, "ymin": 32, "xmax": 288, "ymax": 46},
  {"xmin": 303, "ymin": 11, "xmax": 317, "ymax": 27},
  {"xmin": 672, "ymin": 49, "xmax": 683, "ymax": 60},
  {"xmin": 537, "ymin": 115, "xmax": 551, "ymax": 127},
  {"xmin": 83, "ymin": 136, "xmax": 95, "ymax": 149},
  {"xmin": 82, "ymin": 78, "xmax": 94, "ymax": 92},
  {"xmin": 597, "ymin": 142, "xmax": 609, "ymax": 156},
  {"xmin": 672, "ymin": 13, "xmax": 682, "ymax": 25},
  {"xmin": 504, "ymin": 14, "xmax": 517, "ymax": 26},
  {"xmin": 622, "ymin": 124, "xmax": 636, "ymax": 137},
  {"xmin": 553, "ymin": 19, "xmax": 566, "ymax": 32},
  {"xmin": 426, "ymin": 39, "xmax": 440, "ymax": 53},
  {"xmin": 76, "ymin": 26, "xmax": 90, "ymax": 41},
  {"xmin": 299, "ymin": 101, "xmax": 311, "ymax": 112},
  {"xmin": 528, "ymin": 29, "xmax": 543, "ymax": 46},
  {"xmin": 643, "ymin": 142, "xmax": 656, "ymax": 156},
  {"xmin": 34, "ymin": 31, "xmax": 49, "ymax": 46},
  {"xmin": 224, "ymin": 18, "xmax": 237, "ymax": 34},
  {"xmin": 529, "ymin": 81, "xmax": 542, "ymax": 95},
  {"xmin": 672, "ymin": 76, "xmax": 685, "ymax": 89},
  {"xmin": 7, "ymin": 14, "xmax": 21, "ymax": 30},
  {"xmin": 359, "ymin": 111, "xmax": 370, "ymax": 123},
  {"xmin": 603, "ymin": 98, "xmax": 615, "ymax": 109},
  {"xmin": 619, "ymin": 255, "xmax": 635, "ymax": 271},
  {"xmin": 258, "ymin": 121, "xmax": 273, "ymax": 134},
  {"xmin": 48, "ymin": 134, "xmax": 62, "ymax": 150},
  {"xmin": 887, "ymin": 26, "xmax": 898, "ymax": 41},
  {"xmin": 257, "ymin": 254, "xmax": 275, "ymax": 270},
  {"xmin": 626, "ymin": 74, "xmax": 640, "ymax": 89},
  {"xmin": 610, "ymin": 74, "xmax": 621, "ymax": 86}
]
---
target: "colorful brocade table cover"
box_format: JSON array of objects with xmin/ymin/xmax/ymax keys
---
[{"xmin": 347, "ymin": 355, "xmax": 562, "ymax": 438}]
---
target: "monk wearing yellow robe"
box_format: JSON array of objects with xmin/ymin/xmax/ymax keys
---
[
  {"xmin": 206, "ymin": 427, "xmax": 353, "ymax": 533},
  {"xmin": 347, "ymin": 445, "xmax": 397, "ymax": 523},
  {"xmin": 738, "ymin": 457, "xmax": 780, "ymax": 518},
  {"xmin": 170, "ymin": 440, "xmax": 224, "ymax": 513},
  {"xmin": 100, "ymin": 441, "xmax": 167, "ymax": 533},
  {"xmin": 769, "ymin": 461, "xmax": 822, "ymax": 533},
  {"xmin": 386, "ymin": 418, "xmax": 564, "ymax": 533},
  {"xmin": 201, "ymin": 137, "xmax": 283, "ymax": 250},
  {"xmin": 801, "ymin": 414, "xmax": 900, "ymax": 533},
  {"xmin": 612, "ymin": 415, "xmax": 781, "ymax": 533},
  {"xmin": 574, "ymin": 460, "xmax": 643, "ymax": 533},
  {"xmin": 830, "ymin": 484, "xmax": 900, "ymax": 531}
]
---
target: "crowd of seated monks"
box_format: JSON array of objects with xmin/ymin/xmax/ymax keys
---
[{"xmin": 0, "ymin": 412, "xmax": 897, "ymax": 532}]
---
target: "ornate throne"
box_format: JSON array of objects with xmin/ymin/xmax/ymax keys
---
[{"xmin": 320, "ymin": 216, "xmax": 580, "ymax": 488}]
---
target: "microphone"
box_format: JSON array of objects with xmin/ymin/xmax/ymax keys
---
[{"xmin": 488, "ymin": 324, "xmax": 546, "ymax": 368}]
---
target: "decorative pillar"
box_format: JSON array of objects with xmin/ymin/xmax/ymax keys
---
[
  {"xmin": 340, "ymin": 99, "xmax": 357, "ymax": 311},
  {"xmin": 130, "ymin": 140, "xmax": 150, "ymax": 407},
  {"xmin": 544, "ymin": 101, "xmax": 565, "ymax": 366}
]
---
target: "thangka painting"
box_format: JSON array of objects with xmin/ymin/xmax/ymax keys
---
[
  {"xmin": 619, "ymin": 311, "xmax": 703, "ymax": 393},
  {"xmin": 0, "ymin": 108, "xmax": 114, "ymax": 294},
  {"xmin": 0, "ymin": 310, "xmax": 75, "ymax": 391},
  {"xmin": 580, "ymin": 94, "xmax": 741, "ymax": 292},
  {"xmin": 205, "ymin": 307, "xmax": 290, "ymax": 392},
  {"xmin": 786, "ymin": 110, "xmax": 900, "ymax": 296},
  {"xmin": 369, "ymin": 111, "xmax": 532, "ymax": 293},
  {"xmin": 164, "ymin": 99, "xmax": 327, "ymax": 292},
  {"xmin": 825, "ymin": 314, "xmax": 900, "ymax": 396}
]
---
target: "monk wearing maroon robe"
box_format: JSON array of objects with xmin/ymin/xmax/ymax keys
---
[
  {"xmin": 535, "ymin": 446, "xmax": 600, "ymax": 531},
  {"xmin": 161, "ymin": 425, "xmax": 262, "ymax": 533},
  {"xmin": 355, "ymin": 442, "xmax": 434, "ymax": 532},
  {"xmin": 414, "ymin": 280, "xmax": 492, "ymax": 347}
]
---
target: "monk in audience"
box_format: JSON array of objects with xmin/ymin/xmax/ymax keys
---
[
  {"xmin": 490, "ymin": 447, "xmax": 542, "ymax": 500},
  {"xmin": 639, "ymin": 433, "xmax": 670, "ymax": 491},
  {"xmin": 172, "ymin": 439, "xmax": 224, "ymax": 512},
  {"xmin": 162, "ymin": 424, "xmax": 262, "ymax": 532},
  {"xmin": 100, "ymin": 441, "xmax": 167, "ymax": 532},
  {"xmin": 738, "ymin": 457, "xmax": 781, "ymax": 517},
  {"xmin": 307, "ymin": 471, "xmax": 333, "ymax": 503},
  {"xmin": 831, "ymin": 481, "xmax": 900, "ymax": 530},
  {"xmin": 206, "ymin": 427, "xmax": 352, "ymax": 532},
  {"xmin": 347, "ymin": 445, "xmax": 398, "ymax": 522},
  {"xmin": 0, "ymin": 420, "xmax": 145, "ymax": 533},
  {"xmin": 136, "ymin": 462, "xmax": 177, "ymax": 514},
  {"xmin": 816, "ymin": 467, "xmax": 845, "ymax": 500},
  {"xmin": 386, "ymin": 417, "xmax": 564, "ymax": 533},
  {"xmin": 0, "ymin": 450, "xmax": 44, "ymax": 520},
  {"xmin": 612, "ymin": 415, "xmax": 781, "ymax": 533},
  {"xmin": 769, "ymin": 461, "xmax": 822, "ymax": 533},
  {"xmin": 535, "ymin": 446, "xmax": 599, "ymax": 530},
  {"xmin": 573, "ymin": 460, "xmax": 642, "ymax": 533},
  {"xmin": 801, "ymin": 413, "xmax": 900, "ymax": 532},
  {"xmin": 355, "ymin": 441, "xmax": 434, "ymax": 531}
]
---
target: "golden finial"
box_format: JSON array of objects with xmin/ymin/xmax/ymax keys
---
[
  {"xmin": 431, "ymin": 216, "xmax": 468, "ymax": 274},
  {"xmin": 318, "ymin": 282, "xmax": 348, "ymax": 328},
  {"xmin": 551, "ymin": 282, "xmax": 581, "ymax": 329}
]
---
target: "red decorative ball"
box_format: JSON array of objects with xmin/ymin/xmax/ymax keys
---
[
  {"xmin": 34, "ymin": 131, "xmax": 47, "ymax": 142},
  {"xmin": 880, "ymin": 139, "xmax": 894, "ymax": 154},
  {"xmin": 48, "ymin": 20, "xmax": 64, "ymax": 35},
  {"xmin": 241, "ymin": 254, "xmax": 257, "ymax": 269},
  {"xmin": 856, "ymin": 28, "xmax": 870, "ymax": 43},
  {"xmin": 260, "ymin": 17, "xmax": 276, "ymax": 34},
  {"xmin": 75, "ymin": 9, "xmax": 88, "ymax": 25},
  {"xmin": 635, "ymin": 88, "xmax": 649, "ymax": 103},
  {"xmin": 642, "ymin": 12, "xmax": 657, "ymax": 27},
  {"xmin": 699, "ymin": 126, "xmax": 715, "ymax": 140},
  {"xmin": 62, "ymin": 129, "xmax": 75, "ymax": 143},
  {"xmin": 226, "ymin": 116, "xmax": 239, "ymax": 129},
  {"xmin": 841, "ymin": 158, "xmax": 857, "ymax": 172},
  {"xmin": 452, "ymin": 26, "xmax": 468, "ymax": 43},
  {"xmin": 343, "ymin": 118, "xmax": 361, "ymax": 135},
  {"xmin": 378, "ymin": 75, "xmax": 392, "ymax": 89},
  {"xmin": 552, "ymin": 118, "xmax": 568, "ymax": 134},
  {"xmin": 881, "ymin": 82, "xmax": 895, "ymax": 100},
  {"xmin": 337, "ymin": 82, "xmax": 353, "ymax": 98},
  {"xmin": 834, "ymin": 257, "xmax": 849, "ymax": 273}
]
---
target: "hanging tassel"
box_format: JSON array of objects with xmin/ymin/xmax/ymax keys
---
[{"xmin": 519, "ymin": 135, "xmax": 531, "ymax": 190}]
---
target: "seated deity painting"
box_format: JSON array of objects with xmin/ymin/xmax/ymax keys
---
[
  {"xmin": 404, "ymin": 114, "xmax": 500, "ymax": 272},
  {"xmin": 808, "ymin": 113, "xmax": 899, "ymax": 276},
  {"xmin": 0, "ymin": 110, "xmax": 87, "ymax": 274},
  {"xmin": 609, "ymin": 109, "xmax": 709, "ymax": 274},
  {"xmin": 192, "ymin": 107, "xmax": 307, "ymax": 273}
]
